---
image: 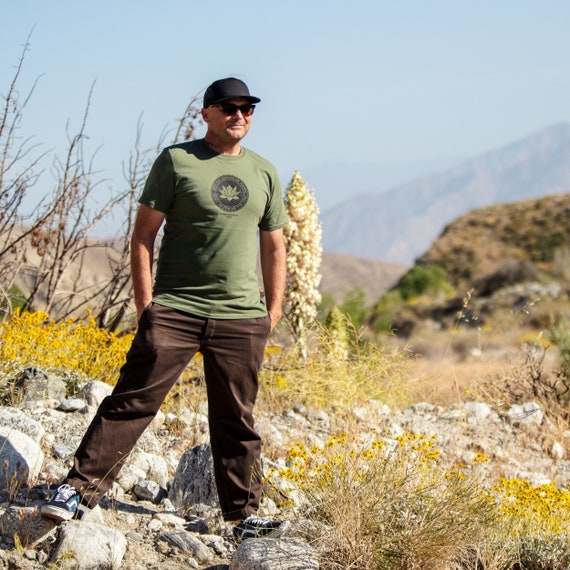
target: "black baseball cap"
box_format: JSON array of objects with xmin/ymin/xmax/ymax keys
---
[{"xmin": 203, "ymin": 78, "xmax": 261, "ymax": 108}]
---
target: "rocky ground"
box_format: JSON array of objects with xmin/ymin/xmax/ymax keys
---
[{"xmin": 0, "ymin": 366, "xmax": 569, "ymax": 569}]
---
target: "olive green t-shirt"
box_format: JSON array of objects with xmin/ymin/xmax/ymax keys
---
[{"xmin": 139, "ymin": 139, "xmax": 288, "ymax": 319}]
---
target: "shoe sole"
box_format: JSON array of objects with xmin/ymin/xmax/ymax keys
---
[{"xmin": 40, "ymin": 505, "xmax": 76, "ymax": 522}]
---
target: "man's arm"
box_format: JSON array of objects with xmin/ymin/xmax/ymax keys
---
[
  {"xmin": 130, "ymin": 204, "xmax": 165, "ymax": 320},
  {"xmin": 259, "ymin": 228, "xmax": 287, "ymax": 332}
]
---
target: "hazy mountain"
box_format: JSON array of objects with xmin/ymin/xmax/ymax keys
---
[
  {"xmin": 297, "ymin": 156, "xmax": 462, "ymax": 211},
  {"xmin": 321, "ymin": 123, "xmax": 570, "ymax": 266}
]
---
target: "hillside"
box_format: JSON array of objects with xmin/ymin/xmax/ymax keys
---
[
  {"xmin": 368, "ymin": 193, "xmax": 570, "ymax": 395},
  {"xmin": 419, "ymin": 193, "xmax": 570, "ymax": 292},
  {"xmin": 322, "ymin": 123, "xmax": 570, "ymax": 265}
]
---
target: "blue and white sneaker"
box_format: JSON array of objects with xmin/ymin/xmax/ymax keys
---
[
  {"xmin": 233, "ymin": 515, "xmax": 290, "ymax": 541},
  {"xmin": 41, "ymin": 484, "xmax": 80, "ymax": 522}
]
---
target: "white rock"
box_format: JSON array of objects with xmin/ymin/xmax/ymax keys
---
[
  {"xmin": 0, "ymin": 408, "xmax": 45, "ymax": 443},
  {"xmin": 153, "ymin": 511, "xmax": 187, "ymax": 529},
  {"xmin": 462, "ymin": 402, "xmax": 493, "ymax": 425},
  {"xmin": 0, "ymin": 426, "xmax": 44, "ymax": 488},
  {"xmin": 51, "ymin": 521, "xmax": 126, "ymax": 569},
  {"xmin": 506, "ymin": 401, "xmax": 544, "ymax": 428},
  {"xmin": 129, "ymin": 450, "xmax": 169, "ymax": 487},
  {"xmin": 230, "ymin": 538, "xmax": 318, "ymax": 570},
  {"xmin": 80, "ymin": 380, "xmax": 113, "ymax": 407}
]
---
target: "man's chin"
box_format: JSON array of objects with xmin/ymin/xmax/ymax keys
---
[{"xmin": 226, "ymin": 127, "xmax": 247, "ymax": 140}]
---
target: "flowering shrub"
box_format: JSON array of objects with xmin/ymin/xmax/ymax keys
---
[
  {"xmin": 266, "ymin": 431, "xmax": 495, "ymax": 569},
  {"xmin": 283, "ymin": 171, "xmax": 322, "ymax": 351},
  {"xmin": 490, "ymin": 478, "xmax": 570, "ymax": 567},
  {"xmin": 0, "ymin": 309, "xmax": 133, "ymax": 385},
  {"xmin": 492, "ymin": 478, "xmax": 570, "ymax": 534},
  {"xmin": 265, "ymin": 432, "xmax": 570, "ymax": 569}
]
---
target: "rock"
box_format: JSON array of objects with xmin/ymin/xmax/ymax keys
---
[
  {"xmin": 462, "ymin": 402, "xmax": 493, "ymax": 425},
  {"xmin": 229, "ymin": 538, "xmax": 319, "ymax": 569},
  {"xmin": 0, "ymin": 426, "xmax": 44, "ymax": 489},
  {"xmin": 15, "ymin": 367, "xmax": 67, "ymax": 404},
  {"xmin": 0, "ymin": 408, "xmax": 45, "ymax": 443},
  {"xmin": 80, "ymin": 381, "xmax": 113, "ymax": 407},
  {"xmin": 52, "ymin": 444, "xmax": 74, "ymax": 459},
  {"xmin": 116, "ymin": 464, "xmax": 146, "ymax": 493},
  {"xmin": 0, "ymin": 504, "xmax": 56, "ymax": 546},
  {"xmin": 169, "ymin": 443, "xmax": 219, "ymax": 514},
  {"xmin": 506, "ymin": 401, "xmax": 544, "ymax": 429},
  {"xmin": 129, "ymin": 450, "xmax": 170, "ymax": 487},
  {"xmin": 257, "ymin": 418, "xmax": 285, "ymax": 448},
  {"xmin": 200, "ymin": 533, "xmax": 228, "ymax": 556},
  {"xmin": 161, "ymin": 530, "xmax": 214, "ymax": 563},
  {"xmin": 58, "ymin": 398, "xmax": 88, "ymax": 412},
  {"xmin": 50, "ymin": 521, "xmax": 127, "ymax": 569},
  {"xmin": 78, "ymin": 504, "xmax": 105, "ymax": 525},
  {"xmin": 133, "ymin": 479, "xmax": 166, "ymax": 503},
  {"xmin": 152, "ymin": 511, "xmax": 187, "ymax": 529}
]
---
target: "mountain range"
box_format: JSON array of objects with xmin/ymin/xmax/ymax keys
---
[{"xmin": 320, "ymin": 123, "xmax": 570, "ymax": 266}]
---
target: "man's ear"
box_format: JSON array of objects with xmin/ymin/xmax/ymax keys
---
[{"xmin": 201, "ymin": 107, "xmax": 209, "ymax": 122}]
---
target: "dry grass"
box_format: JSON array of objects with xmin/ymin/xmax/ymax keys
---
[
  {"xmin": 258, "ymin": 322, "xmax": 417, "ymax": 413},
  {"xmin": 267, "ymin": 432, "xmax": 499, "ymax": 570}
]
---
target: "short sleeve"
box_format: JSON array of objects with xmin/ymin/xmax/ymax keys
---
[
  {"xmin": 139, "ymin": 149, "xmax": 176, "ymax": 213},
  {"xmin": 259, "ymin": 168, "xmax": 289, "ymax": 231}
]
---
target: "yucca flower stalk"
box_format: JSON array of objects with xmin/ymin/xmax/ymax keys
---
[{"xmin": 283, "ymin": 171, "xmax": 322, "ymax": 356}]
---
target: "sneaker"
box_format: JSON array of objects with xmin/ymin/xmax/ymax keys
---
[
  {"xmin": 40, "ymin": 484, "xmax": 80, "ymax": 522},
  {"xmin": 233, "ymin": 515, "xmax": 290, "ymax": 541}
]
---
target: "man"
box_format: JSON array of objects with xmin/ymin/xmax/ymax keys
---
[{"xmin": 41, "ymin": 77, "xmax": 289, "ymax": 541}]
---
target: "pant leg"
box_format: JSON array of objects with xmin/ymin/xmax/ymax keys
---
[
  {"xmin": 66, "ymin": 304, "xmax": 203, "ymax": 507},
  {"xmin": 200, "ymin": 315, "xmax": 271, "ymax": 521}
]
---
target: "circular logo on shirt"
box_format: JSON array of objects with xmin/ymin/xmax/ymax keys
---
[{"xmin": 211, "ymin": 175, "xmax": 249, "ymax": 212}]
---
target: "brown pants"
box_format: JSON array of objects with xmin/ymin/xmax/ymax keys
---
[{"xmin": 66, "ymin": 303, "xmax": 270, "ymax": 521}]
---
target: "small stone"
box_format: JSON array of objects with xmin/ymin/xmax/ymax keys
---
[
  {"xmin": 134, "ymin": 479, "xmax": 166, "ymax": 503},
  {"xmin": 58, "ymin": 398, "xmax": 88, "ymax": 412},
  {"xmin": 148, "ymin": 519, "xmax": 163, "ymax": 532},
  {"xmin": 23, "ymin": 549, "xmax": 36, "ymax": 560},
  {"xmin": 52, "ymin": 444, "xmax": 74, "ymax": 459}
]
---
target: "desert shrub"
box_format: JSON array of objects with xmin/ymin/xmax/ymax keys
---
[
  {"xmin": 398, "ymin": 264, "xmax": 452, "ymax": 301},
  {"xmin": 324, "ymin": 306, "xmax": 349, "ymax": 361},
  {"xmin": 471, "ymin": 341, "xmax": 570, "ymax": 423},
  {"xmin": 265, "ymin": 432, "xmax": 570, "ymax": 569},
  {"xmin": 0, "ymin": 309, "xmax": 210, "ymax": 413},
  {"xmin": 267, "ymin": 432, "xmax": 496, "ymax": 569},
  {"xmin": 337, "ymin": 288, "xmax": 369, "ymax": 330}
]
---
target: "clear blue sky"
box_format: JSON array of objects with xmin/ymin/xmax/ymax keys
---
[{"xmin": 3, "ymin": 0, "xmax": 569, "ymax": 216}]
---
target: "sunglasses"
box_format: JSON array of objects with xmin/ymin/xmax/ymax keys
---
[{"xmin": 210, "ymin": 103, "xmax": 256, "ymax": 117}]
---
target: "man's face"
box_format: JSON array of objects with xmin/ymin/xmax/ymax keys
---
[{"xmin": 202, "ymin": 97, "xmax": 254, "ymax": 144}]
